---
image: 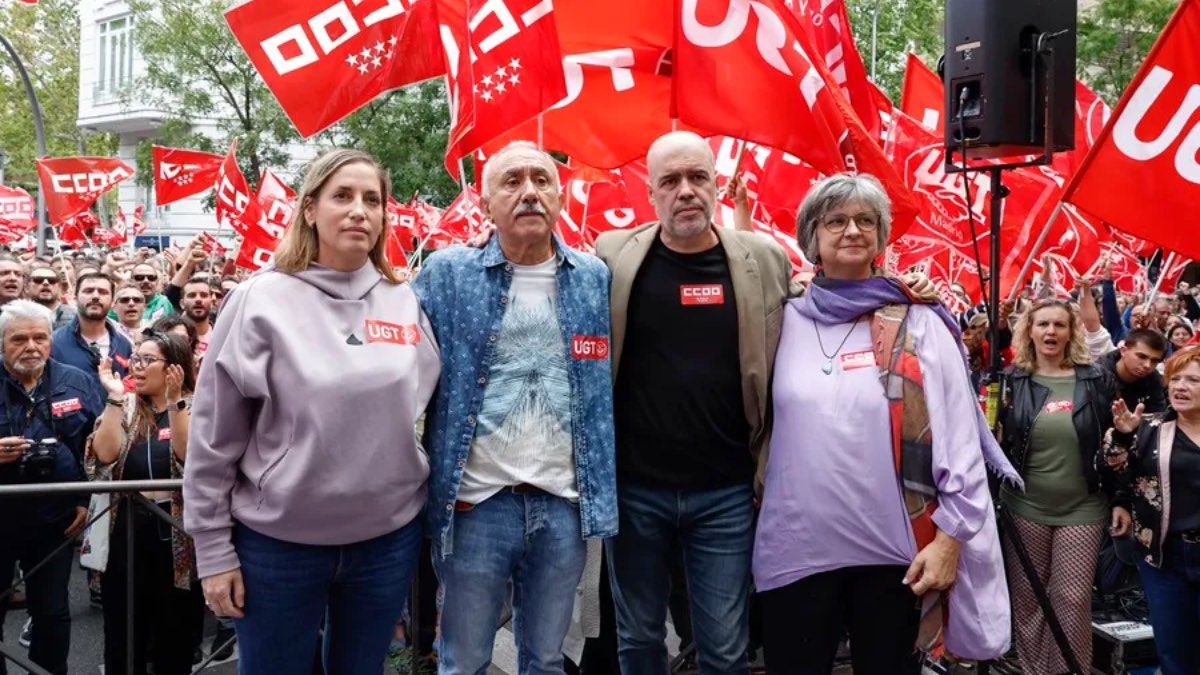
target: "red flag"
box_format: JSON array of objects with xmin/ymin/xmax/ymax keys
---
[
  {"xmin": 437, "ymin": 0, "xmax": 568, "ymax": 174},
  {"xmin": 673, "ymin": 0, "xmax": 918, "ymax": 238},
  {"xmin": 1063, "ymin": 0, "xmax": 1200, "ymax": 262},
  {"xmin": 214, "ymin": 140, "xmax": 262, "ymax": 236},
  {"xmin": 0, "ymin": 185, "xmax": 36, "ymax": 232},
  {"xmin": 256, "ymin": 169, "xmax": 296, "ymax": 239},
  {"xmin": 428, "ymin": 187, "xmax": 485, "ymax": 248},
  {"xmin": 387, "ymin": 196, "xmax": 421, "ymax": 250},
  {"xmin": 57, "ymin": 213, "xmax": 100, "ymax": 248},
  {"xmin": 152, "ymin": 146, "xmax": 224, "ymax": 206},
  {"xmin": 384, "ymin": 227, "xmax": 409, "ymax": 267},
  {"xmin": 235, "ymin": 224, "xmax": 279, "ymax": 271},
  {"xmin": 198, "ymin": 232, "xmax": 229, "ymax": 255},
  {"xmin": 224, "ymin": 0, "xmax": 443, "ymax": 137},
  {"xmin": 784, "ymin": 0, "xmax": 883, "ymax": 139},
  {"xmin": 900, "ymin": 53, "xmax": 945, "ymax": 134},
  {"xmin": 36, "ymin": 157, "xmax": 133, "ymax": 224},
  {"xmin": 131, "ymin": 206, "xmax": 148, "ymax": 236}
]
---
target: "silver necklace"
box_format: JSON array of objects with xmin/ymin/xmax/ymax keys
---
[{"xmin": 814, "ymin": 318, "xmax": 860, "ymax": 375}]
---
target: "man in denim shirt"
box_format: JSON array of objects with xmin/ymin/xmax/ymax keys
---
[{"xmin": 413, "ymin": 141, "xmax": 617, "ymax": 675}]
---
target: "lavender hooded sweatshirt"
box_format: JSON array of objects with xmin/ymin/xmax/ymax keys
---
[{"xmin": 183, "ymin": 263, "xmax": 440, "ymax": 578}]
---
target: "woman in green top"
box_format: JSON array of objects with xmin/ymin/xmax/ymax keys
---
[{"xmin": 998, "ymin": 298, "xmax": 1118, "ymax": 675}]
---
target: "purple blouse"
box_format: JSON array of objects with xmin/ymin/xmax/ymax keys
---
[{"xmin": 753, "ymin": 298, "xmax": 1012, "ymax": 660}]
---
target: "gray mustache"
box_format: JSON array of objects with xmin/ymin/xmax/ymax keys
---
[{"xmin": 514, "ymin": 203, "xmax": 546, "ymax": 216}]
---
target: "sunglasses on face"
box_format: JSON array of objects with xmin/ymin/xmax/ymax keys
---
[
  {"xmin": 116, "ymin": 296, "xmax": 145, "ymax": 305},
  {"xmin": 132, "ymin": 274, "xmax": 158, "ymax": 282},
  {"xmin": 30, "ymin": 277, "xmax": 57, "ymax": 285}
]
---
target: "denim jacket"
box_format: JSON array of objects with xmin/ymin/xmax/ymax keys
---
[{"xmin": 413, "ymin": 236, "xmax": 618, "ymax": 556}]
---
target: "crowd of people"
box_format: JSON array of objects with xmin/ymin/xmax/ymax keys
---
[{"xmin": 0, "ymin": 131, "xmax": 1196, "ymax": 675}]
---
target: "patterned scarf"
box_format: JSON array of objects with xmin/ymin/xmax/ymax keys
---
[{"xmin": 871, "ymin": 303, "xmax": 944, "ymax": 651}]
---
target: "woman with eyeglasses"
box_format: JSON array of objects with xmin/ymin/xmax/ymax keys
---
[{"xmin": 87, "ymin": 331, "xmax": 203, "ymax": 675}]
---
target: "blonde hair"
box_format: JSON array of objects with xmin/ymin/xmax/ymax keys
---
[
  {"xmin": 1012, "ymin": 298, "xmax": 1091, "ymax": 372},
  {"xmin": 272, "ymin": 148, "xmax": 398, "ymax": 283}
]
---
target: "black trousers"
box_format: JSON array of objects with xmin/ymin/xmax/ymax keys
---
[
  {"xmin": 0, "ymin": 516, "xmax": 75, "ymax": 675},
  {"xmin": 102, "ymin": 503, "xmax": 204, "ymax": 675},
  {"xmin": 760, "ymin": 565, "xmax": 923, "ymax": 675}
]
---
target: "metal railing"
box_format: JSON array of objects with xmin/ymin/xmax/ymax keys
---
[{"xmin": 0, "ymin": 479, "xmax": 236, "ymax": 675}]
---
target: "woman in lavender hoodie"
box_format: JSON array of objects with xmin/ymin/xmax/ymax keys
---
[{"xmin": 183, "ymin": 149, "xmax": 440, "ymax": 674}]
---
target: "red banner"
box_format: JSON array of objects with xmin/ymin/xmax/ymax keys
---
[
  {"xmin": 214, "ymin": 140, "xmax": 261, "ymax": 236},
  {"xmin": 235, "ymin": 222, "xmax": 279, "ymax": 271},
  {"xmin": 224, "ymin": 0, "xmax": 444, "ymax": 137},
  {"xmin": 438, "ymin": 0, "xmax": 568, "ymax": 174},
  {"xmin": 1063, "ymin": 0, "xmax": 1200, "ymax": 262},
  {"xmin": 0, "ymin": 185, "xmax": 36, "ymax": 232},
  {"xmin": 428, "ymin": 187, "xmax": 485, "ymax": 248},
  {"xmin": 152, "ymin": 145, "xmax": 224, "ymax": 206},
  {"xmin": 900, "ymin": 53, "xmax": 945, "ymax": 134},
  {"xmin": 672, "ymin": 0, "xmax": 918, "ymax": 239},
  {"xmin": 256, "ymin": 169, "xmax": 296, "ymax": 239},
  {"xmin": 36, "ymin": 156, "xmax": 133, "ymax": 224}
]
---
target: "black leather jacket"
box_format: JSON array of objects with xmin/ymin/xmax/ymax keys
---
[{"xmin": 999, "ymin": 364, "xmax": 1118, "ymax": 494}]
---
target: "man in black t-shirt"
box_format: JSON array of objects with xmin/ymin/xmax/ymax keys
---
[
  {"xmin": 595, "ymin": 132, "xmax": 793, "ymax": 674},
  {"xmin": 1098, "ymin": 328, "xmax": 1168, "ymax": 413}
]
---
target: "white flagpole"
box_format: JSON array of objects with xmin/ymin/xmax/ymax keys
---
[
  {"xmin": 1006, "ymin": 202, "xmax": 1065, "ymax": 303},
  {"xmin": 1143, "ymin": 250, "xmax": 1177, "ymax": 309}
]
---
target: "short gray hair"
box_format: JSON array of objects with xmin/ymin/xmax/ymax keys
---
[
  {"xmin": 796, "ymin": 173, "xmax": 892, "ymax": 263},
  {"xmin": 480, "ymin": 141, "xmax": 561, "ymax": 198},
  {"xmin": 0, "ymin": 300, "xmax": 54, "ymax": 345}
]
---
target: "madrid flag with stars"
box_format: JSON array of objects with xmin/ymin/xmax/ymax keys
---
[{"xmin": 224, "ymin": 0, "xmax": 444, "ymax": 137}]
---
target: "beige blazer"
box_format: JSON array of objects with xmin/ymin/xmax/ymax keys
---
[{"xmin": 595, "ymin": 223, "xmax": 793, "ymax": 468}]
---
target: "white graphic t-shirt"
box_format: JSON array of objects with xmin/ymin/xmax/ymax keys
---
[{"xmin": 457, "ymin": 256, "xmax": 577, "ymax": 504}]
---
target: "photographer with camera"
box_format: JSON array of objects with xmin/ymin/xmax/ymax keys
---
[{"xmin": 0, "ymin": 300, "xmax": 103, "ymax": 675}]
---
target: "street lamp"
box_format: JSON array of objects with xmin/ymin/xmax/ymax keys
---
[
  {"xmin": 0, "ymin": 148, "xmax": 8, "ymax": 185},
  {"xmin": 0, "ymin": 31, "xmax": 49, "ymax": 255}
]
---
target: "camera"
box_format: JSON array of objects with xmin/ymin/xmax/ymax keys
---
[{"xmin": 17, "ymin": 438, "xmax": 59, "ymax": 482}]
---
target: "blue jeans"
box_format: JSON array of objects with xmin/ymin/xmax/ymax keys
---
[
  {"xmin": 232, "ymin": 519, "xmax": 422, "ymax": 675},
  {"xmin": 1138, "ymin": 535, "xmax": 1200, "ymax": 675},
  {"xmin": 0, "ymin": 518, "xmax": 75, "ymax": 675},
  {"xmin": 606, "ymin": 482, "xmax": 754, "ymax": 675},
  {"xmin": 433, "ymin": 491, "xmax": 587, "ymax": 675}
]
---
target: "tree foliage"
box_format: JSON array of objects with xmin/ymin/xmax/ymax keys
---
[
  {"xmin": 1077, "ymin": 0, "xmax": 1177, "ymax": 104},
  {"xmin": 0, "ymin": 0, "xmax": 116, "ymax": 193},
  {"xmin": 844, "ymin": 0, "xmax": 944, "ymax": 105},
  {"xmin": 127, "ymin": 0, "xmax": 298, "ymax": 189}
]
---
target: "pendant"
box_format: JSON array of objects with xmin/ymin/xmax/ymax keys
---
[{"xmin": 821, "ymin": 359, "xmax": 834, "ymax": 375}]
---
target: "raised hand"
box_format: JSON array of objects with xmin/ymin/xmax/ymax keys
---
[
  {"xmin": 164, "ymin": 364, "xmax": 185, "ymax": 403},
  {"xmin": 1111, "ymin": 399, "xmax": 1145, "ymax": 434},
  {"xmin": 97, "ymin": 356, "xmax": 126, "ymax": 399}
]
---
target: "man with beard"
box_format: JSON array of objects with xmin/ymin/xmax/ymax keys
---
[
  {"xmin": 51, "ymin": 273, "xmax": 133, "ymax": 397},
  {"xmin": 112, "ymin": 284, "xmax": 147, "ymax": 341},
  {"xmin": 0, "ymin": 300, "xmax": 101, "ymax": 675},
  {"xmin": 180, "ymin": 277, "xmax": 214, "ymax": 362},
  {"xmin": 128, "ymin": 262, "xmax": 174, "ymax": 322},
  {"xmin": 0, "ymin": 256, "xmax": 26, "ymax": 308},
  {"xmin": 25, "ymin": 263, "xmax": 76, "ymax": 330}
]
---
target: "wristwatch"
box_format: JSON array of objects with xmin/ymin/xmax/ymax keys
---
[
  {"xmin": 172, "ymin": 399, "xmax": 188, "ymax": 412},
  {"xmin": 105, "ymin": 397, "xmax": 124, "ymax": 408}
]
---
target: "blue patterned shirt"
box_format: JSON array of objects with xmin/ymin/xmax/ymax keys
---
[{"xmin": 413, "ymin": 235, "xmax": 618, "ymax": 554}]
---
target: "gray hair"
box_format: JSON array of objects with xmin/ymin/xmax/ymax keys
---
[
  {"xmin": 796, "ymin": 173, "xmax": 892, "ymax": 263},
  {"xmin": 0, "ymin": 300, "xmax": 54, "ymax": 346},
  {"xmin": 480, "ymin": 141, "xmax": 561, "ymax": 198}
]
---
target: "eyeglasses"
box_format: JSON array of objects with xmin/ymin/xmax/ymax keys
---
[
  {"xmin": 30, "ymin": 277, "xmax": 57, "ymax": 285},
  {"xmin": 116, "ymin": 296, "xmax": 145, "ymax": 304},
  {"xmin": 129, "ymin": 355, "xmax": 166, "ymax": 367},
  {"xmin": 132, "ymin": 274, "xmax": 158, "ymax": 282},
  {"xmin": 820, "ymin": 212, "xmax": 880, "ymax": 234}
]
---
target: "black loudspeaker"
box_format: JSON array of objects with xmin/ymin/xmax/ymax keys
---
[{"xmin": 944, "ymin": 0, "xmax": 1077, "ymax": 159}]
